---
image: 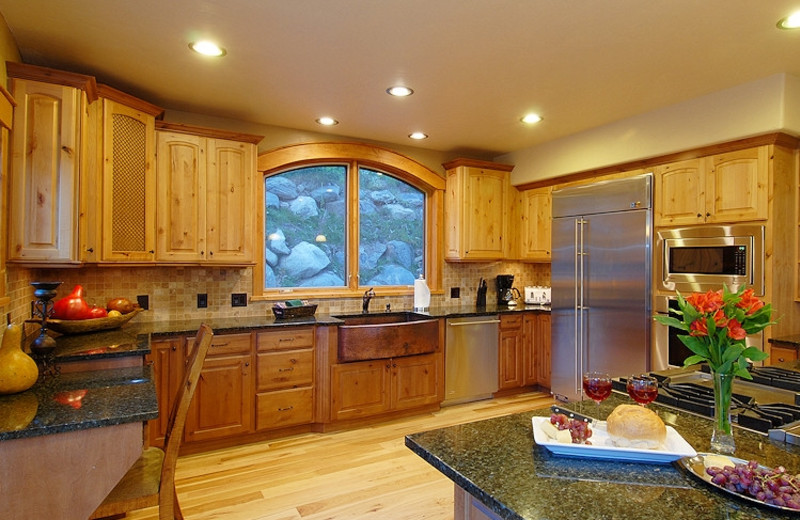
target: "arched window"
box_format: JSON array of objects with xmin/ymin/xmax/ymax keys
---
[{"xmin": 254, "ymin": 143, "xmax": 444, "ymax": 300}]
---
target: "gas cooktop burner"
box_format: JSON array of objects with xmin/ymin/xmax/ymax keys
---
[
  {"xmin": 749, "ymin": 366, "xmax": 800, "ymax": 392},
  {"xmin": 611, "ymin": 373, "xmax": 800, "ymax": 435}
]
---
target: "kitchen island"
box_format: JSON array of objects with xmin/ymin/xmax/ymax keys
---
[
  {"xmin": 406, "ymin": 393, "xmax": 800, "ymax": 519},
  {"xmin": 0, "ymin": 328, "xmax": 157, "ymax": 520}
]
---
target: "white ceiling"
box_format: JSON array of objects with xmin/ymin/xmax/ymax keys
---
[{"xmin": 1, "ymin": 1, "xmax": 799, "ymax": 157}]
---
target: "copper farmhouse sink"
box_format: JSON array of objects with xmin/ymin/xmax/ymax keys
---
[{"xmin": 335, "ymin": 312, "xmax": 439, "ymax": 362}]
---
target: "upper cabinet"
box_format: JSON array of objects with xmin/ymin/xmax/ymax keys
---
[
  {"xmin": 6, "ymin": 64, "xmax": 95, "ymax": 264},
  {"xmin": 654, "ymin": 147, "xmax": 768, "ymax": 227},
  {"xmin": 155, "ymin": 123, "xmax": 261, "ymax": 264},
  {"xmin": 443, "ymin": 158, "xmax": 514, "ymax": 262},
  {"xmin": 518, "ymin": 186, "xmax": 551, "ymax": 262}
]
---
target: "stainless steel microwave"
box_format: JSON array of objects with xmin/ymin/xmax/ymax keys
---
[{"xmin": 655, "ymin": 224, "xmax": 765, "ymax": 296}]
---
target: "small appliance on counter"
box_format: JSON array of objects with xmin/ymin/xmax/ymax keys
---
[
  {"xmin": 524, "ymin": 286, "xmax": 551, "ymax": 305},
  {"xmin": 496, "ymin": 274, "xmax": 520, "ymax": 306}
]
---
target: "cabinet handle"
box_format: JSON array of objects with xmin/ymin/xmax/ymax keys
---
[
  {"xmin": 171, "ymin": 345, "xmax": 177, "ymax": 351},
  {"xmin": 779, "ymin": 357, "xmax": 786, "ymax": 363},
  {"xmin": 244, "ymin": 362, "xmax": 250, "ymax": 367},
  {"xmin": 87, "ymin": 247, "xmax": 94, "ymax": 253},
  {"xmin": 200, "ymin": 250, "xmax": 204, "ymax": 255},
  {"xmin": 149, "ymin": 250, "xmax": 155, "ymax": 254},
  {"xmin": 278, "ymin": 367, "xmax": 294, "ymax": 372},
  {"xmin": 209, "ymin": 251, "xmax": 214, "ymax": 256},
  {"xmin": 706, "ymin": 212, "xmax": 711, "ymax": 218},
  {"xmin": 277, "ymin": 406, "xmax": 294, "ymax": 412},
  {"xmin": 279, "ymin": 338, "xmax": 294, "ymax": 342},
  {"xmin": 212, "ymin": 342, "xmax": 230, "ymax": 348}
]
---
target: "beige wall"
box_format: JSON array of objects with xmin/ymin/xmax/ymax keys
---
[{"xmin": 500, "ymin": 73, "xmax": 800, "ymax": 184}]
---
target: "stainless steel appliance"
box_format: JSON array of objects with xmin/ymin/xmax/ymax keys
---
[
  {"xmin": 612, "ymin": 367, "xmax": 800, "ymax": 445},
  {"xmin": 495, "ymin": 275, "xmax": 516, "ymax": 306},
  {"xmin": 551, "ymin": 174, "xmax": 653, "ymax": 402},
  {"xmin": 655, "ymin": 224, "xmax": 765, "ymax": 296},
  {"xmin": 443, "ymin": 315, "xmax": 500, "ymax": 405}
]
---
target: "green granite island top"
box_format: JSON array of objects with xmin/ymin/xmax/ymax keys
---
[
  {"xmin": 0, "ymin": 365, "xmax": 157, "ymax": 441},
  {"xmin": 406, "ymin": 393, "xmax": 800, "ymax": 519}
]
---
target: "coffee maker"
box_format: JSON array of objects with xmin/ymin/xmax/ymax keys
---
[{"xmin": 496, "ymin": 274, "xmax": 517, "ymax": 306}]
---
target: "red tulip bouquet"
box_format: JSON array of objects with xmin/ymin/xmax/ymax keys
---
[{"xmin": 654, "ymin": 285, "xmax": 775, "ymax": 453}]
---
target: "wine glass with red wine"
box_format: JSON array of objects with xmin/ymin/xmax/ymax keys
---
[
  {"xmin": 626, "ymin": 374, "xmax": 659, "ymax": 406},
  {"xmin": 582, "ymin": 372, "xmax": 612, "ymax": 422}
]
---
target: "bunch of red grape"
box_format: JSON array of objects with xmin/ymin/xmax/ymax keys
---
[
  {"xmin": 550, "ymin": 413, "xmax": 592, "ymax": 444},
  {"xmin": 706, "ymin": 459, "xmax": 800, "ymax": 509}
]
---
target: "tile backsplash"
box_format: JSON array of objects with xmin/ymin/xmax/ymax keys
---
[{"xmin": 4, "ymin": 262, "xmax": 551, "ymax": 324}]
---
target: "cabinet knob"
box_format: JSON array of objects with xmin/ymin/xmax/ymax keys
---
[
  {"xmin": 149, "ymin": 250, "xmax": 155, "ymax": 254},
  {"xmin": 87, "ymin": 247, "xmax": 94, "ymax": 253}
]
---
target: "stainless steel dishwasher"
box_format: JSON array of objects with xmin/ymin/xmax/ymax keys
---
[{"xmin": 442, "ymin": 315, "xmax": 500, "ymax": 406}]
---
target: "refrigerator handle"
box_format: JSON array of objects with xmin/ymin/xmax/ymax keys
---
[{"xmin": 574, "ymin": 218, "xmax": 584, "ymax": 394}]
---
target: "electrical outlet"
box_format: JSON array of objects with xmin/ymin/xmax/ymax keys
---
[
  {"xmin": 231, "ymin": 293, "xmax": 247, "ymax": 307},
  {"xmin": 197, "ymin": 293, "xmax": 208, "ymax": 308},
  {"xmin": 450, "ymin": 287, "xmax": 460, "ymax": 298},
  {"xmin": 136, "ymin": 295, "xmax": 149, "ymax": 310}
]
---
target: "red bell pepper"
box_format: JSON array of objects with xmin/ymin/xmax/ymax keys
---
[{"xmin": 51, "ymin": 285, "xmax": 92, "ymax": 320}]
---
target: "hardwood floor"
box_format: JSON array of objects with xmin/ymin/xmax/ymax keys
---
[{"xmin": 125, "ymin": 391, "xmax": 554, "ymax": 520}]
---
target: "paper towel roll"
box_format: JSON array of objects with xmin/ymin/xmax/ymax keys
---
[{"xmin": 414, "ymin": 275, "xmax": 430, "ymax": 311}]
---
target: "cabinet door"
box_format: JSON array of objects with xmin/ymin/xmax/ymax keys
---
[
  {"xmin": 654, "ymin": 159, "xmax": 705, "ymax": 227},
  {"xmin": 535, "ymin": 314, "xmax": 552, "ymax": 388},
  {"xmin": 706, "ymin": 147, "xmax": 768, "ymax": 223},
  {"xmin": 462, "ymin": 167, "xmax": 507, "ymax": 259},
  {"xmin": 8, "ymin": 80, "xmax": 82, "ymax": 262},
  {"xmin": 498, "ymin": 328, "xmax": 523, "ymax": 390},
  {"xmin": 331, "ymin": 361, "xmax": 390, "ymax": 421},
  {"xmin": 146, "ymin": 337, "xmax": 185, "ymax": 448},
  {"xmin": 205, "ymin": 139, "xmax": 254, "ymax": 263},
  {"xmin": 391, "ymin": 353, "xmax": 441, "ymax": 410},
  {"xmin": 522, "ymin": 314, "xmax": 538, "ymax": 386},
  {"xmin": 100, "ymin": 99, "xmax": 156, "ymax": 261},
  {"xmin": 185, "ymin": 352, "xmax": 253, "ymax": 442},
  {"xmin": 156, "ymin": 132, "xmax": 206, "ymax": 262},
  {"xmin": 519, "ymin": 187, "xmax": 551, "ymax": 262}
]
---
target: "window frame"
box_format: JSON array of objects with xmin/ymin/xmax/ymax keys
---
[{"xmin": 254, "ymin": 142, "xmax": 444, "ymax": 301}]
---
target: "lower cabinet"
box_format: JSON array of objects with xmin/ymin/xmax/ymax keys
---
[
  {"xmin": 146, "ymin": 337, "xmax": 185, "ymax": 449},
  {"xmin": 184, "ymin": 333, "xmax": 253, "ymax": 443},
  {"xmin": 497, "ymin": 312, "xmax": 551, "ymax": 392},
  {"xmin": 331, "ymin": 352, "xmax": 442, "ymax": 421},
  {"xmin": 254, "ymin": 327, "xmax": 315, "ymax": 430}
]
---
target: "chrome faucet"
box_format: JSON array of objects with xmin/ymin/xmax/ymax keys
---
[{"xmin": 362, "ymin": 287, "xmax": 375, "ymax": 313}]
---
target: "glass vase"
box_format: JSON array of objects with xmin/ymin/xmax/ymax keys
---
[{"xmin": 710, "ymin": 370, "xmax": 736, "ymax": 454}]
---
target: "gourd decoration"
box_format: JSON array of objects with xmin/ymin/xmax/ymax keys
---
[{"xmin": 0, "ymin": 322, "xmax": 39, "ymax": 394}]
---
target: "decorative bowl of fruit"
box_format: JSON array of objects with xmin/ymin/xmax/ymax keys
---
[{"xmin": 28, "ymin": 286, "xmax": 143, "ymax": 335}]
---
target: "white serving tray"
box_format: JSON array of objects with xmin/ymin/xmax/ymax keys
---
[{"xmin": 532, "ymin": 416, "xmax": 697, "ymax": 464}]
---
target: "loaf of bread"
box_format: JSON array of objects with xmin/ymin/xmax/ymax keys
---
[{"xmin": 606, "ymin": 404, "xmax": 667, "ymax": 449}]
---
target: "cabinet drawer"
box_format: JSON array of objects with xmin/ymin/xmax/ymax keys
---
[
  {"xmin": 188, "ymin": 332, "xmax": 251, "ymax": 357},
  {"xmin": 771, "ymin": 345, "xmax": 799, "ymax": 364},
  {"xmin": 256, "ymin": 387, "xmax": 313, "ymax": 430},
  {"xmin": 256, "ymin": 349, "xmax": 314, "ymax": 391},
  {"xmin": 257, "ymin": 328, "xmax": 314, "ymax": 351},
  {"xmin": 499, "ymin": 314, "xmax": 523, "ymax": 330}
]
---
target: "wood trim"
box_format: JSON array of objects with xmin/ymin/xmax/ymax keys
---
[
  {"xmin": 97, "ymin": 83, "xmax": 163, "ymax": 118},
  {"xmin": 257, "ymin": 142, "xmax": 446, "ymax": 190},
  {"xmin": 516, "ymin": 132, "xmax": 800, "ymax": 190},
  {"xmin": 442, "ymin": 158, "xmax": 514, "ymax": 172},
  {"xmin": 155, "ymin": 121, "xmax": 263, "ymax": 145},
  {"xmin": 0, "ymin": 83, "xmax": 16, "ymax": 130},
  {"xmin": 6, "ymin": 61, "xmax": 98, "ymax": 101}
]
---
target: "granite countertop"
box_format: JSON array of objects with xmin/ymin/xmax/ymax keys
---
[
  {"xmin": 406, "ymin": 393, "xmax": 800, "ymax": 520},
  {"xmin": 769, "ymin": 335, "xmax": 800, "ymax": 347},
  {"xmin": 0, "ymin": 365, "xmax": 157, "ymax": 441}
]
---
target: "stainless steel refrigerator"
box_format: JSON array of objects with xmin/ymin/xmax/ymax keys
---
[{"xmin": 550, "ymin": 174, "xmax": 653, "ymax": 402}]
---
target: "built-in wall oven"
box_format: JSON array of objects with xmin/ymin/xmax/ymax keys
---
[{"xmin": 652, "ymin": 224, "xmax": 766, "ymax": 370}]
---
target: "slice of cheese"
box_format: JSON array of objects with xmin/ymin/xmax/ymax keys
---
[
  {"xmin": 540, "ymin": 421, "xmax": 560, "ymax": 440},
  {"xmin": 703, "ymin": 454, "xmax": 735, "ymax": 470}
]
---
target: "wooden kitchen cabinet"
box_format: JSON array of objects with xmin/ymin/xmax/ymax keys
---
[
  {"xmin": 498, "ymin": 314, "xmax": 524, "ymax": 390},
  {"xmin": 534, "ymin": 313, "xmax": 551, "ymax": 388},
  {"xmin": 443, "ymin": 158, "xmax": 514, "ymax": 261},
  {"xmin": 522, "ymin": 314, "xmax": 538, "ymax": 386},
  {"xmin": 255, "ymin": 327, "xmax": 315, "ymax": 430},
  {"xmin": 146, "ymin": 336, "xmax": 185, "ymax": 448},
  {"xmin": 330, "ymin": 352, "xmax": 441, "ymax": 421},
  {"xmin": 654, "ymin": 147, "xmax": 768, "ymax": 226},
  {"xmin": 184, "ymin": 332, "xmax": 253, "ymax": 443},
  {"xmin": 155, "ymin": 123, "xmax": 261, "ymax": 264},
  {"xmin": 7, "ymin": 68, "xmax": 92, "ymax": 264},
  {"xmin": 518, "ymin": 187, "xmax": 552, "ymax": 262}
]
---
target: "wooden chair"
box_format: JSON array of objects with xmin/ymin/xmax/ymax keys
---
[{"xmin": 90, "ymin": 324, "xmax": 214, "ymax": 520}]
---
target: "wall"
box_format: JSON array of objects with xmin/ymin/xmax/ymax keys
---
[{"xmin": 500, "ymin": 74, "xmax": 800, "ymax": 184}]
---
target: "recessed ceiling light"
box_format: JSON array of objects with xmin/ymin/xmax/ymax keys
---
[
  {"xmin": 521, "ymin": 113, "xmax": 543, "ymax": 124},
  {"xmin": 189, "ymin": 40, "xmax": 227, "ymax": 57},
  {"xmin": 408, "ymin": 132, "xmax": 428, "ymax": 140},
  {"xmin": 316, "ymin": 117, "xmax": 339, "ymax": 126},
  {"xmin": 387, "ymin": 86, "xmax": 414, "ymax": 97},
  {"xmin": 777, "ymin": 11, "xmax": 800, "ymax": 29}
]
